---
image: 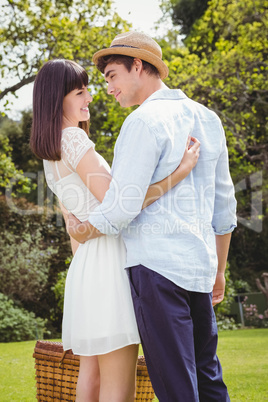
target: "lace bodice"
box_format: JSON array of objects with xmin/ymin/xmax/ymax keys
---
[{"xmin": 43, "ymin": 127, "xmax": 111, "ymax": 221}]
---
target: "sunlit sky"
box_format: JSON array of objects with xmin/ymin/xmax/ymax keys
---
[
  {"xmin": 2, "ymin": 0, "xmax": 167, "ymax": 119},
  {"xmin": 112, "ymin": 0, "xmax": 164, "ymax": 33}
]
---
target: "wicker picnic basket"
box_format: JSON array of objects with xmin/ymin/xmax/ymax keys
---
[{"xmin": 33, "ymin": 340, "xmax": 155, "ymax": 401}]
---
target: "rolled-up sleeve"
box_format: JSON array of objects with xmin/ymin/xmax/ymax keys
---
[
  {"xmin": 212, "ymin": 128, "xmax": 237, "ymax": 235},
  {"xmin": 88, "ymin": 117, "xmax": 161, "ymax": 234}
]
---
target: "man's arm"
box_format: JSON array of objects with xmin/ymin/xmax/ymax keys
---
[
  {"xmin": 67, "ymin": 135, "xmax": 200, "ymax": 243},
  {"xmin": 211, "ymin": 125, "xmax": 237, "ymax": 236},
  {"xmin": 67, "ymin": 214, "xmax": 103, "ymax": 244},
  {"xmin": 87, "ymin": 118, "xmax": 163, "ymax": 235},
  {"xmin": 67, "ymin": 118, "xmax": 161, "ymax": 242},
  {"xmin": 211, "ymin": 123, "xmax": 236, "ymax": 306},
  {"xmin": 212, "ymin": 233, "xmax": 232, "ymax": 306}
]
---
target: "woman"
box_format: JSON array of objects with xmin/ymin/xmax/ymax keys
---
[{"xmin": 30, "ymin": 59, "xmax": 200, "ymax": 402}]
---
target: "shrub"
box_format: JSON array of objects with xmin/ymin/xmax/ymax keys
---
[
  {"xmin": 242, "ymin": 297, "xmax": 268, "ymax": 328},
  {"xmin": 52, "ymin": 270, "xmax": 67, "ymax": 313},
  {"xmin": 0, "ymin": 196, "xmax": 72, "ymax": 333},
  {"xmin": 0, "ymin": 226, "xmax": 57, "ymax": 303},
  {"xmin": 234, "ymin": 279, "xmax": 252, "ymax": 294},
  {"xmin": 216, "ymin": 314, "xmax": 240, "ymax": 331},
  {"xmin": 0, "ymin": 293, "xmax": 47, "ymax": 342}
]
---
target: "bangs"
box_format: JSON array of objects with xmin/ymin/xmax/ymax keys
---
[{"xmin": 64, "ymin": 61, "xmax": 89, "ymax": 95}]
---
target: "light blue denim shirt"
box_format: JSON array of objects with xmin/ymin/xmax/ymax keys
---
[{"xmin": 88, "ymin": 89, "xmax": 237, "ymax": 292}]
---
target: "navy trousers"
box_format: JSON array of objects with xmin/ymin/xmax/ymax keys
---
[{"xmin": 128, "ymin": 265, "xmax": 230, "ymax": 402}]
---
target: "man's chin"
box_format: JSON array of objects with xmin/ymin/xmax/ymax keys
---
[{"xmin": 118, "ymin": 100, "xmax": 128, "ymax": 108}]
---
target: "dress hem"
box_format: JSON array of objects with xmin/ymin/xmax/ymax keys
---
[{"xmin": 63, "ymin": 341, "xmax": 140, "ymax": 357}]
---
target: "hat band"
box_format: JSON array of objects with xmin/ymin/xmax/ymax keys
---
[{"xmin": 111, "ymin": 44, "xmax": 139, "ymax": 49}]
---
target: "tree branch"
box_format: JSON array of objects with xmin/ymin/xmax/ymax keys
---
[
  {"xmin": 256, "ymin": 278, "xmax": 266, "ymax": 294},
  {"xmin": 0, "ymin": 75, "xmax": 36, "ymax": 101}
]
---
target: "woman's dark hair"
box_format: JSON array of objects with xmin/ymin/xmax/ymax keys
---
[
  {"xmin": 96, "ymin": 55, "xmax": 159, "ymax": 78},
  {"xmin": 30, "ymin": 59, "xmax": 89, "ymax": 161}
]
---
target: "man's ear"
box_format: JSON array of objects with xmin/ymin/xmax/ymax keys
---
[{"xmin": 133, "ymin": 58, "xmax": 143, "ymax": 73}]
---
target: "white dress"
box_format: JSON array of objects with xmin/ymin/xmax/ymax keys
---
[{"xmin": 43, "ymin": 127, "xmax": 140, "ymax": 356}]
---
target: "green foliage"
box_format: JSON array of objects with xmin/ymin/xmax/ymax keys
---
[
  {"xmin": 216, "ymin": 315, "xmax": 240, "ymax": 331},
  {"xmin": 1, "ymin": 110, "xmax": 42, "ymax": 174},
  {"xmin": 0, "ymin": 196, "xmax": 71, "ymax": 332},
  {"xmin": 185, "ymin": 0, "xmax": 267, "ymax": 56},
  {"xmin": 166, "ymin": 0, "xmax": 267, "ymax": 176},
  {"xmin": 0, "ymin": 108, "xmax": 71, "ymax": 335},
  {"xmin": 163, "ymin": 0, "xmax": 209, "ymax": 35},
  {"xmin": 233, "ymin": 279, "xmax": 252, "ymax": 294},
  {"xmin": 0, "ymin": 132, "xmax": 32, "ymax": 194},
  {"xmin": 0, "ymin": 226, "xmax": 57, "ymax": 303},
  {"xmin": 52, "ymin": 268, "xmax": 68, "ymax": 313},
  {"xmin": 0, "ymin": 0, "xmax": 131, "ymax": 107},
  {"xmin": 0, "ymin": 293, "xmax": 47, "ymax": 342},
  {"xmin": 0, "ymin": 111, "xmax": 44, "ymax": 205},
  {"xmin": 228, "ymin": 215, "xmax": 268, "ymax": 287},
  {"xmin": 242, "ymin": 298, "xmax": 268, "ymax": 328}
]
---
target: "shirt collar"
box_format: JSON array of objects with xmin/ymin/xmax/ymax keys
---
[{"xmin": 141, "ymin": 88, "xmax": 187, "ymax": 106}]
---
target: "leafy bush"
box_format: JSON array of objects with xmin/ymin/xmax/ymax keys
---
[
  {"xmin": 216, "ymin": 315, "xmax": 240, "ymax": 331},
  {"xmin": 242, "ymin": 297, "xmax": 268, "ymax": 328},
  {"xmin": 51, "ymin": 259, "xmax": 70, "ymax": 316},
  {"xmin": 233, "ymin": 279, "xmax": 252, "ymax": 294},
  {"xmin": 52, "ymin": 270, "xmax": 67, "ymax": 314},
  {"xmin": 0, "ymin": 196, "xmax": 71, "ymax": 332},
  {"xmin": 0, "ymin": 132, "xmax": 32, "ymax": 195},
  {"xmin": 0, "ymin": 226, "xmax": 57, "ymax": 303},
  {"xmin": 0, "ymin": 293, "xmax": 47, "ymax": 342}
]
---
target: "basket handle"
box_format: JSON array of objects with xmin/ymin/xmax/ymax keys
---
[{"xmin": 59, "ymin": 350, "xmax": 68, "ymax": 368}]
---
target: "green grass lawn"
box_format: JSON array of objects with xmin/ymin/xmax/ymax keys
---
[
  {"xmin": 217, "ymin": 329, "xmax": 268, "ymax": 401},
  {"xmin": 0, "ymin": 329, "xmax": 267, "ymax": 401}
]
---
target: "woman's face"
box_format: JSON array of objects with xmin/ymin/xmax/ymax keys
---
[{"xmin": 62, "ymin": 86, "xmax": 92, "ymax": 128}]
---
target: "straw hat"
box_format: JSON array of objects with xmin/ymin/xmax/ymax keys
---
[{"xmin": 93, "ymin": 31, "xmax": 169, "ymax": 80}]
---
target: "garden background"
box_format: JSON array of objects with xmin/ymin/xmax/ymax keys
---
[{"xmin": 0, "ymin": 0, "xmax": 267, "ymax": 379}]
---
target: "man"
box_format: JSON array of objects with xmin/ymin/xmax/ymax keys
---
[{"xmin": 70, "ymin": 31, "xmax": 237, "ymax": 401}]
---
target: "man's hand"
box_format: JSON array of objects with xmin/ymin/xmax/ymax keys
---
[
  {"xmin": 66, "ymin": 213, "xmax": 86, "ymax": 243},
  {"xmin": 66, "ymin": 213, "xmax": 82, "ymax": 237},
  {"xmin": 213, "ymin": 233, "xmax": 232, "ymax": 306},
  {"xmin": 212, "ymin": 272, "xmax": 226, "ymax": 306},
  {"xmin": 67, "ymin": 213, "xmax": 103, "ymax": 243},
  {"xmin": 66, "ymin": 213, "xmax": 81, "ymax": 234}
]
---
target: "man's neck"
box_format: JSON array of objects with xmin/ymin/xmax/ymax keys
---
[{"xmin": 138, "ymin": 79, "xmax": 168, "ymax": 105}]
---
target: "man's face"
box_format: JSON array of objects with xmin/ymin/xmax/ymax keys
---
[{"xmin": 104, "ymin": 62, "xmax": 141, "ymax": 107}]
